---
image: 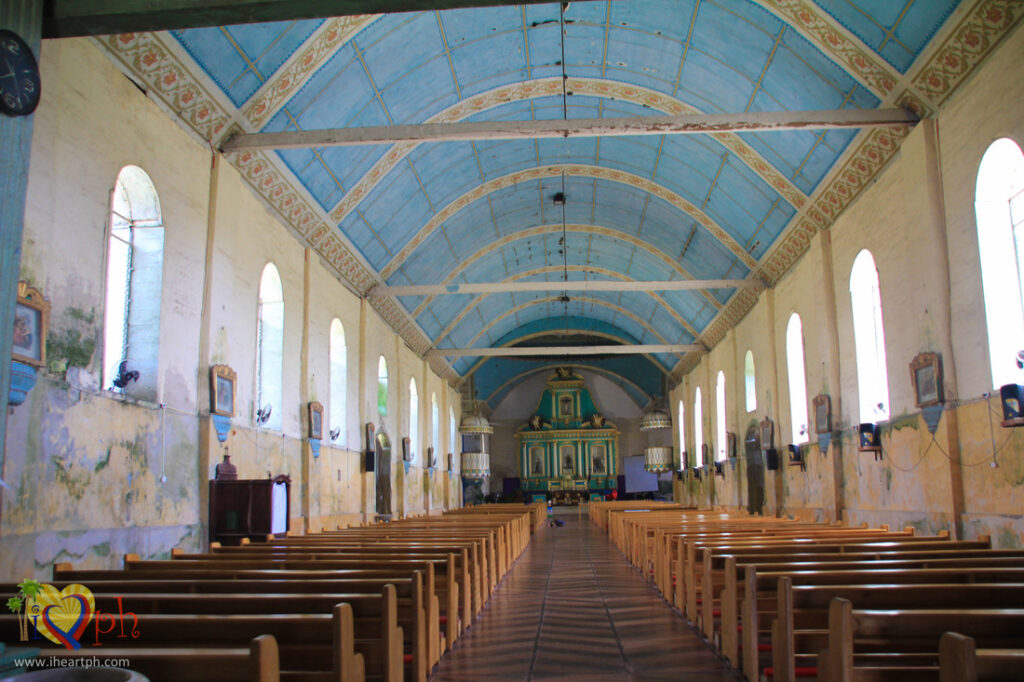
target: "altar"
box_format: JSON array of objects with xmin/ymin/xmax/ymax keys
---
[{"xmin": 515, "ymin": 368, "xmax": 619, "ymax": 501}]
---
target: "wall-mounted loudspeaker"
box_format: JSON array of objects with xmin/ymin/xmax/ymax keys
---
[
  {"xmin": 859, "ymin": 423, "xmax": 881, "ymax": 452},
  {"xmin": 1000, "ymin": 384, "xmax": 1024, "ymax": 426}
]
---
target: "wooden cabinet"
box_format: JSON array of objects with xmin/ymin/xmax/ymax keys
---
[{"xmin": 208, "ymin": 476, "xmax": 290, "ymax": 545}]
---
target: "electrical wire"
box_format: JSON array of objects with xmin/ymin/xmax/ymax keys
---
[
  {"xmin": 884, "ymin": 396, "xmax": 1021, "ymax": 471},
  {"xmin": 558, "ymin": 3, "xmax": 570, "ymax": 342}
]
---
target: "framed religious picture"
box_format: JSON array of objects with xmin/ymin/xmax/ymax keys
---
[
  {"xmin": 365, "ymin": 422, "xmax": 375, "ymax": 450},
  {"xmin": 12, "ymin": 281, "xmax": 48, "ymax": 368},
  {"xmin": 559, "ymin": 444, "xmax": 575, "ymax": 475},
  {"xmin": 590, "ymin": 444, "xmax": 608, "ymax": 475},
  {"xmin": 402, "ymin": 436, "xmax": 413, "ymax": 462},
  {"xmin": 308, "ymin": 401, "xmax": 324, "ymax": 440},
  {"xmin": 813, "ymin": 394, "xmax": 831, "ymax": 435},
  {"xmin": 760, "ymin": 417, "xmax": 774, "ymax": 451},
  {"xmin": 529, "ymin": 446, "xmax": 545, "ymax": 476},
  {"xmin": 727, "ymin": 432, "xmax": 737, "ymax": 459},
  {"xmin": 210, "ymin": 364, "xmax": 237, "ymax": 417},
  {"xmin": 910, "ymin": 352, "xmax": 943, "ymax": 408},
  {"xmin": 427, "ymin": 446, "xmax": 436, "ymax": 468},
  {"xmin": 447, "ymin": 452, "xmax": 454, "ymax": 472}
]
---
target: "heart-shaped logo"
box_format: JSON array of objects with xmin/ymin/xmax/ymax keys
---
[{"xmin": 28, "ymin": 583, "xmax": 95, "ymax": 649}]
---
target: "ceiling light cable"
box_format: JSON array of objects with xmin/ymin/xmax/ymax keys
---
[{"xmin": 559, "ymin": 1, "xmax": 568, "ymax": 122}]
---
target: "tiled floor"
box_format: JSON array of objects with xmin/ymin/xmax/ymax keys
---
[{"xmin": 430, "ymin": 515, "xmax": 739, "ymax": 681}]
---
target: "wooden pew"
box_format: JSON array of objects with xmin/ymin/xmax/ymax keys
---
[
  {"xmin": 685, "ymin": 534, "xmax": 975, "ymax": 628},
  {"xmin": 249, "ymin": 537, "xmax": 482, "ymax": 614},
  {"xmin": 705, "ymin": 542, "xmax": 1019, "ymax": 659},
  {"xmin": 820, "ymin": 598, "xmax": 1024, "ymax": 682},
  {"xmin": 713, "ymin": 549, "xmax": 1024, "ymax": 674},
  {"xmin": 745, "ymin": 567, "xmax": 1024, "ymax": 682},
  {"xmin": 180, "ymin": 546, "xmax": 457, "ymax": 664},
  {"xmin": 938, "ymin": 632, "xmax": 1024, "ymax": 682},
  {"xmin": 0, "ymin": 634, "xmax": 284, "ymax": 682},
  {"xmin": 773, "ymin": 580, "xmax": 1024, "ymax": 682},
  {"xmin": 742, "ymin": 565, "xmax": 1023, "ymax": 681},
  {"xmin": 33, "ymin": 575, "xmax": 408, "ymax": 682},
  {"xmin": 222, "ymin": 541, "xmax": 473, "ymax": 630}
]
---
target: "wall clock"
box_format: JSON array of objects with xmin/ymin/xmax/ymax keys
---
[{"xmin": 0, "ymin": 29, "xmax": 41, "ymax": 117}]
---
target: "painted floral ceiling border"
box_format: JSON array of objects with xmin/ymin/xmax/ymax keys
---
[{"xmin": 93, "ymin": 0, "xmax": 1023, "ymax": 388}]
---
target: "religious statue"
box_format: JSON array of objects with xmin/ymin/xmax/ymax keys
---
[
  {"xmin": 529, "ymin": 414, "xmax": 544, "ymax": 430},
  {"xmin": 590, "ymin": 413, "xmax": 606, "ymax": 428}
]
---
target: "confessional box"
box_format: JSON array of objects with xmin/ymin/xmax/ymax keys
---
[{"xmin": 209, "ymin": 476, "xmax": 290, "ymax": 545}]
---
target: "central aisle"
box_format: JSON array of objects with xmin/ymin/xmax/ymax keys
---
[{"xmin": 430, "ymin": 513, "xmax": 738, "ymax": 681}]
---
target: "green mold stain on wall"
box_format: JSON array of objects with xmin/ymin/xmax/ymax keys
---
[
  {"xmin": 46, "ymin": 307, "xmax": 98, "ymax": 372},
  {"xmin": 89, "ymin": 541, "xmax": 113, "ymax": 558},
  {"xmin": 886, "ymin": 413, "xmax": 921, "ymax": 432},
  {"xmin": 998, "ymin": 526, "xmax": 1021, "ymax": 549},
  {"xmin": 94, "ymin": 448, "xmax": 112, "ymax": 473},
  {"xmin": 52, "ymin": 456, "xmax": 90, "ymax": 500}
]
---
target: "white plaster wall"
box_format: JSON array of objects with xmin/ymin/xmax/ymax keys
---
[
  {"xmin": 673, "ymin": 24, "xmax": 1024, "ymax": 542},
  {"xmin": 2, "ymin": 37, "xmax": 461, "ymax": 579}
]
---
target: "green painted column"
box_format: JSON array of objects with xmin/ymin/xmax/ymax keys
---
[{"xmin": 0, "ymin": 0, "xmax": 42, "ymax": 482}]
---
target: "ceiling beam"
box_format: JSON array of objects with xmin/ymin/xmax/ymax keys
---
[
  {"xmin": 426, "ymin": 344, "xmax": 704, "ymax": 360},
  {"xmin": 370, "ymin": 278, "xmax": 757, "ymax": 297},
  {"xmin": 42, "ymin": 0, "xmax": 555, "ymax": 38},
  {"xmin": 222, "ymin": 108, "xmax": 918, "ymax": 152}
]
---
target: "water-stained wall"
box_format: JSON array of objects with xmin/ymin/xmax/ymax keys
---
[
  {"xmin": 1, "ymin": 38, "xmax": 462, "ymax": 580},
  {"xmin": 672, "ymin": 23, "xmax": 1024, "ymax": 546}
]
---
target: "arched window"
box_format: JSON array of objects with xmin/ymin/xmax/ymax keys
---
[
  {"xmin": 677, "ymin": 400, "xmax": 686, "ymax": 469},
  {"xmin": 716, "ymin": 371, "xmax": 727, "ymax": 462},
  {"xmin": 103, "ymin": 166, "xmax": 164, "ymax": 398},
  {"xmin": 256, "ymin": 263, "xmax": 283, "ymax": 430},
  {"xmin": 744, "ymin": 350, "xmax": 756, "ymax": 412},
  {"xmin": 850, "ymin": 250, "xmax": 891, "ymax": 421},
  {"xmin": 786, "ymin": 313, "xmax": 809, "ymax": 444},
  {"xmin": 431, "ymin": 393, "xmax": 439, "ymax": 461},
  {"xmin": 694, "ymin": 387, "xmax": 703, "ymax": 467},
  {"xmin": 409, "ymin": 378, "xmax": 419, "ymax": 463},
  {"xmin": 377, "ymin": 356, "xmax": 388, "ymax": 417},
  {"xmin": 329, "ymin": 319, "xmax": 347, "ymax": 445},
  {"xmin": 975, "ymin": 138, "xmax": 1024, "ymax": 388}
]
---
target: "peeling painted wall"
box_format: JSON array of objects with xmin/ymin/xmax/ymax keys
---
[
  {"xmin": 672, "ymin": 23, "xmax": 1024, "ymax": 547},
  {"xmin": 2, "ymin": 38, "xmax": 461, "ymax": 580}
]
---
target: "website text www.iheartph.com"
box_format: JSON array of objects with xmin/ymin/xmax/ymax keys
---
[{"xmin": 13, "ymin": 656, "xmax": 132, "ymax": 669}]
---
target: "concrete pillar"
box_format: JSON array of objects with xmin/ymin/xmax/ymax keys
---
[
  {"xmin": 0, "ymin": 0, "xmax": 42, "ymax": 485},
  {"xmin": 765, "ymin": 289, "xmax": 784, "ymax": 516},
  {"xmin": 818, "ymin": 229, "xmax": 846, "ymax": 522}
]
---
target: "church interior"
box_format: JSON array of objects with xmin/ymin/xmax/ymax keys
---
[{"xmin": 1, "ymin": 0, "xmax": 1024, "ymax": 678}]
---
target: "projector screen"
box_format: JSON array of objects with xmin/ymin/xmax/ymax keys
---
[{"xmin": 624, "ymin": 454, "xmax": 658, "ymax": 493}]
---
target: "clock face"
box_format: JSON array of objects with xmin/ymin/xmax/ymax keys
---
[{"xmin": 0, "ymin": 29, "xmax": 41, "ymax": 117}]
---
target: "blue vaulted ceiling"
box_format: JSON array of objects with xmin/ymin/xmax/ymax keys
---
[{"xmin": 167, "ymin": 0, "xmax": 962, "ymax": 403}]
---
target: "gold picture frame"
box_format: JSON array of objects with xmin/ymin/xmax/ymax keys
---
[
  {"xmin": 760, "ymin": 417, "xmax": 774, "ymax": 451},
  {"xmin": 308, "ymin": 401, "xmax": 324, "ymax": 440},
  {"xmin": 12, "ymin": 281, "xmax": 48, "ymax": 368},
  {"xmin": 909, "ymin": 352, "xmax": 943, "ymax": 408},
  {"xmin": 813, "ymin": 394, "xmax": 832, "ymax": 435},
  {"xmin": 210, "ymin": 364, "xmax": 237, "ymax": 417}
]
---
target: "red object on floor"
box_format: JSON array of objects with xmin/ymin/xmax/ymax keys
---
[{"xmin": 763, "ymin": 667, "xmax": 817, "ymax": 678}]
